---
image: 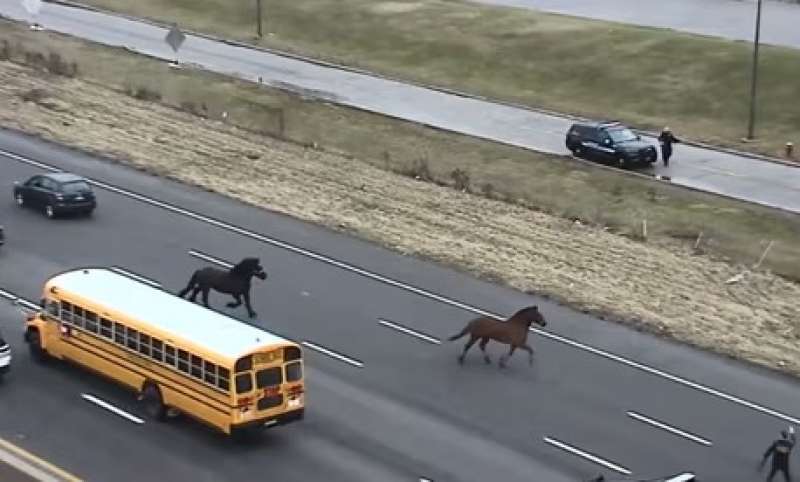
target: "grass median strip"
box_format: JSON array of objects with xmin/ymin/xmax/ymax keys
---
[
  {"xmin": 71, "ymin": 0, "xmax": 800, "ymax": 159},
  {"xmin": 1, "ymin": 21, "xmax": 800, "ymax": 380}
]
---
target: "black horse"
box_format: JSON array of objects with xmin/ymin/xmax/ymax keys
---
[{"xmin": 177, "ymin": 257, "xmax": 267, "ymax": 318}]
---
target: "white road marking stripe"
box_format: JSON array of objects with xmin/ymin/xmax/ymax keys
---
[
  {"xmin": 81, "ymin": 393, "xmax": 145, "ymax": 424},
  {"xmin": 188, "ymin": 249, "xmax": 233, "ymax": 268},
  {"xmin": 4, "ymin": 148, "xmax": 800, "ymax": 425},
  {"xmin": 0, "ymin": 288, "xmax": 18, "ymax": 301},
  {"xmin": 542, "ymin": 436, "xmax": 631, "ymax": 475},
  {"xmin": 378, "ymin": 319, "xmax": 441, "ymax": 344},
  {"xmin": 627, "ymin": 411, "xmax": 712, "ymax": 446},
  {"xmin": 301, "ymin": 341, "xmax": 364, "ymax": 368},
  {"xmin": 110, "ymin": 266, "xmax": 161, "ymax": 287}
]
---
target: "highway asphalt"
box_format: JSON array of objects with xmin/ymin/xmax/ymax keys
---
[
  {"xmin": 1, "ymin": 2, "xmax": 800, "ymax": 215},
  {"xmin": 473, "ymin": 0, "xmax": 800, "ymax": 50},
  {"xmin": 2, "ymin": 130, "xmax": 800, "ymax": 481}
]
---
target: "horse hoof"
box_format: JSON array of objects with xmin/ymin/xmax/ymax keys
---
[
  {"xmin": 249, "ymin": 312, "xmax": 257, "ymax": 319},
  {"xmin": 484, "ymin": 357, "xmax": 491, "ymax": 365},
  {"xmin": 226, "ymin": 302, "xmax": 237, "ymax": 308},
  {"xmin": 457, "ymin": 356, "xmax": 464, "ymax": 365}
]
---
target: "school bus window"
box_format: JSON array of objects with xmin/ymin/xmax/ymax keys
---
[
  {"xmin": 165, "ymin": 345, "xmax": 176, "ymax": 366},
  {"xmin": 46, "ymin": 300, "xmax": 59, "ymax": 317},
  {"xmin": 113, "ymin": 323, "xmax": 125, "ymax": 345},
  {"xmin": 235, "ymin": 356, "xmax": 252, "ymax": 373},
  {"xmin": 100, "ymin": 318, "xmax": 112, "ymax": 338},
  {"xmin": 85, "ymin": 311, "xmax": 99, "ymax": 333},
  {"xmin": 235, "ymin": 373, "xmax": 252, "ymax": 394},
  {"xmin": 138, "ymin": 333, "xmax": 151, "ymax": 357},
  {"xmin": 256, "ymin": 367, "xmax": 282, "ymax": 388},
  {"xmin": 126, "ymin": 328, "xmax": 139, "ymax": 351},
  {"xmin": 177, "ymin": 349, "xmax": 189, "ymax": 373},
  {"xmin": 284, "ymin": 346, "xmax": 301, "ymax": 361},
  {"xmin": 286, "ymin": 361, "xmax": 302, "ymax": 382},
  {"xmin": 190, "ymin": 354, "xmax": 202, "ymax": 379},
  {"xmin": 218, "ymin": 367, "xmax": 230, "ymax": 391},
  {"xmin": 151, "ymin": 338, "xmax": 163, "ymax": 362},
  {"xmin": 203, "ymin": 361, "xmax": 217, "ymax": 385},
  {"xmin": 61, "ymin": 301, "xmax": 73, "ymax": 324},
  {"xmin": 72, "ymin": 305, "xmax": 84, "ymax": 328}
]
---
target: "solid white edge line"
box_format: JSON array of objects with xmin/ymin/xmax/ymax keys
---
[
  {"xmin": 110, "ymin": 267, "xmax": 161, "ymax": 287},
  {"xmin": 627, "ymin": 411, "xmax": 712, "ymax": 446},
  {"xmin": 542, "ymin": 436, "xmax": 631, "ymax": 475},
  {"xmin": 0, "ymin": 288, "xmax": 18, "ymax": 301},
  {"xmin": 301, "ymin": 341, "xmax": 364, "ymax": 368},
  {"xmin": 378, "ymin": 319, "xmax": 441, "ymax": 344},
  {"xmin": 4, "ymin": 148, "xmax": 800, "ymax": 426},
  {"xmin": 81, "ymin": 393, "xmax": 145, "ymax": 424},
  {"xmin": 187, "ymin": 249, "xmax": 234, "ymax": 268}
]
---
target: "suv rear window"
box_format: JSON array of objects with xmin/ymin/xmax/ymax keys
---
[{"xmin": 60, "ymin": 181, "xmax": 91, "ymax": 193}]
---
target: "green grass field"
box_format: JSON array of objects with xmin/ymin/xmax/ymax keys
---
[{"xmin": 71, "ymin": 0, "xmax": 800, "ymax": 158}]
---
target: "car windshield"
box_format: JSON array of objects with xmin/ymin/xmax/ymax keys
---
[
  {"xmin": 607, "ymin": 128, "xmax": 637, "ymax": 143},
  {"xmin": 60, "ymin": 181, "xmax": 91, "ymax": 193}
]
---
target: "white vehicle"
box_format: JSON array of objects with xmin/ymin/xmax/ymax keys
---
[{"xmin": 0, "ymin": 330, "xmax": 10, "ymax": 379}]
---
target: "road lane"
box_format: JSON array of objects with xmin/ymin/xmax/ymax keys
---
[
  {"xmin": 1, "ymin": 4, "xmax": 800, "ymax": 214},
  {"xmin": 3, "ymin": 132, "xmax": 800, "ymax": 479}
]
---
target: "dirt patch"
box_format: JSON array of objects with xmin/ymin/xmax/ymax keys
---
[{"xmin": 1, "ymin": 58, "xmax": 799, "ymax": 378}]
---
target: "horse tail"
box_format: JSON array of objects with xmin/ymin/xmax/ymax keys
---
[
  {"xmin": 447, "ymin": 322, "xmax": 473, "ymax": 341},
  {"xmin": 177, "ymin": 270, "xmax": 199, "ymax": 297}
]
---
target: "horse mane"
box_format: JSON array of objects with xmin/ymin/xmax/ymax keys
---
[{"xmin": 229, "ymin": 257, "xmax": 260, "ymax": 276}]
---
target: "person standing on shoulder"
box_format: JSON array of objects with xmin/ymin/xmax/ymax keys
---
[
  {"xmin": 658, "ymin": 126, "xmax": 682, "ymax": 167},
  {"xmin": 760, "ymin": 425, "xmax": 796, "ymax": 481}
]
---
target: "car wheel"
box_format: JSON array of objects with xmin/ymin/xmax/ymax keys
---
[
  {"xmin": 44, "ymin": 204, "xmax": 55, "ymax": 219},
  {"xmin": 616, "ymin": 156, "xmax": 626, "ymax": 168},
  {"xmin": 15, "ymin": 193, "xmax": 24, "ymax": 207}
]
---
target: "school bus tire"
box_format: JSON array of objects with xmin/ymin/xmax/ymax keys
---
[
  {"xmin": 26, "ymin": 329, "xmax": 49, "ymax": 364},
  {"xmin": 141, "ymin": 382, "xmax": 167, "ymax": 422}
]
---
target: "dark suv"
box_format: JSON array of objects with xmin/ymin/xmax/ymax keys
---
[
  {"xmin": 13, "ymin": 173, "xmax": 96, "ymax": 218},
  {"xmin": 566, "ymin": 121, "xmax": 657, "ymax": 168}
]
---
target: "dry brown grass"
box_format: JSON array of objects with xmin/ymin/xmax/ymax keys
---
[{"xmin": 2, "ymin": 58, "xmax": 800, "ymax": 379}]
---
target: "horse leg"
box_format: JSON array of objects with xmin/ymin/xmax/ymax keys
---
[
  {"xmin": 188, "ymin": 285, "xmax": 201, "ymax": 302},
  {"xmin": 479, "ymin": 337, "xmax": 492, "ymax": 364},
  {"xmin": 226, "ymin": 294, "xmax": 243, "ymax": 308},
  {"xmin": 201, "ymin": 287, "xmax": 211, "ymax": 308},
  {"xmin": 499, "ymin": 345, "xmax": 517, "ymax": 369},
  {"xmin": 243, "ymin": 291, "xmax": 257, "ymax": 318},
  {"xmin": 458, "ymin": 335, "xmax": 478, "ymax": 365},
  {"xmin": 520, "ymin": 343, "xmax": 535, "ymax": 366}
]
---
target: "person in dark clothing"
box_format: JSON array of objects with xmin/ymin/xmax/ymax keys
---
[
  {"xmin": 761, "ymin": 426, "xmax": 796, "ymax": 481},
  {"xmin": 658, "ymin": 127, "xmax": 682, "ymax": 167}
]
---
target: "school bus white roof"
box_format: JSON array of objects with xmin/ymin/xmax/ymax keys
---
[{"xmin": 45, "ymin": 268, "xmax": 290, "ymax": 362}]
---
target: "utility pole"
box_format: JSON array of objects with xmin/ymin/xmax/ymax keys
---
[
  {"xmin": 256, "ymin": 0, "xmax": 263, "ymax": 39},
  {"xmin": 746, "ymin": 0, "xmax": 763, "ymax": 140}
]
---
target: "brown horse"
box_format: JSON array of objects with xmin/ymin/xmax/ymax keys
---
[{"xmin": 448, "ymin": 305, "xmax": 547, "ymax": 368}]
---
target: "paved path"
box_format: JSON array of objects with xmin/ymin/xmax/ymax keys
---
[
  {"xmin": 474, "ymin": 0, "xmax": 800, "ymax": 49},
  {"xmin": 1, "ymin": 2, "xmax": 799, "ymax": 213}
]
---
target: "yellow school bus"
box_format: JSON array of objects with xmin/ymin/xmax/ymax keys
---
[{"xmin": 24, "ymin": 267, "xmax": 305, "ymax": 436}]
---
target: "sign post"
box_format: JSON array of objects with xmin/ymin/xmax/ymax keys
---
[
  {"xmin": 21, "ymin": 0, "xmax": 44, "ymax": 31},
  {"xmin": 164, "ymin": 24, "xmax": 186, "ymax": 68}
]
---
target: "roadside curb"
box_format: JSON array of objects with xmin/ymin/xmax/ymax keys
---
[
  {"xmin": 0, "ymin": 437, "xmax": 82, "ymax": 482},
  {"xmin": 40, "ymin": 0, "xmax": 799, "ymax": 168}
]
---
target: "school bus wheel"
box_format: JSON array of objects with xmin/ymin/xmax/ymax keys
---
[
  {"xmin": 141, "ymin": 382, "xmax": 167, "ymax": 421},
  {"xmin": 26, "ymin": 329, "xmax": 49, "ymax": 363}
]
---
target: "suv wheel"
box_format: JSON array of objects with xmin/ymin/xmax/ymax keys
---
[
  {"xmin": 44, "ymin": 204, "xmax": 55, "ymax": 219},
  {"xmin": 15, "ymin": 193, "xmax": 24, "ymax": 207},
  {"xmin": 616, "ymin": 156, "xmax": 626, "ymax": 168}
]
